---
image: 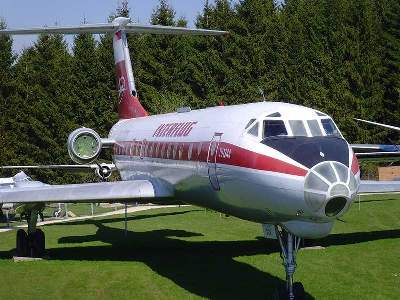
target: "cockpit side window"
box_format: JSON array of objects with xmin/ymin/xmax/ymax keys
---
[
  {"xmin": 248, "ymin": 122, "xmax": 259, "ymax": 137},
  {"xmin": 263, "ymin": 120, "xmax": 287, "ymax": 138},
  {"xmin": 321, "ymin": 118, "xmax": 341, "ymax": 137},
  {"xmin": 307, "ymin": 120, "xmax": 323, "ymax": 136},
  {"xmin": 289, "ymin": 120, "xmax": 308, "ymax": 137},
  {"xmin": 245, "ymin": 118, "xmax": 256, "ymax": 129}
]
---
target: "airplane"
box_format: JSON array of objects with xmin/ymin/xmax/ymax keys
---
[{"xmin": 0, "ymin": 17, "xmax": 399, "ymax": 299}]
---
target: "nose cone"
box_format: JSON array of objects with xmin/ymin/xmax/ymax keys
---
[{"xmin": 304, "ymin": 161, "xmax": 359, "ymax": 218}]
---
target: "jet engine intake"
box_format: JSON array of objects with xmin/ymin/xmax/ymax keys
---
[
  {"xmin": 304, "ymin": 161, "xmax": 359, "ymax": 219},
  {"xmin": 68, "ymin": 128, "xmax": 102, "ymax": 164}
]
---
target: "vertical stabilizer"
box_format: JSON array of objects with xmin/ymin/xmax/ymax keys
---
[{"xmin": 112, "ymin": 17, "xmax": 148, "ymax": 119}]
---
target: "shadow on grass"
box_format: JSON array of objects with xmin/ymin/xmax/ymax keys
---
[
  {"xmin": 0, "ymin": 209, "xmax": 314, "ymax": 299},
  {"xmin": 320, "ymin": 229, "xmax": 400, "ymax": 247},
  {"xmin": 44, "ymin": 210, "xmax": 199, "ymax": 227},
  {"xmin": 54, "ymin": 222, "xmax": 303, "ymax": 299}
]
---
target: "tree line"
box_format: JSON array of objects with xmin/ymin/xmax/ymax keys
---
[{"xmin": 0, "ymin": 0, "xmax": 399, "ymax": 182}]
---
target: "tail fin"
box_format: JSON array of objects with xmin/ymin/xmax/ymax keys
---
[
  {"xmin": 0, "ymin": 18, "xmax": 227, "ymax": 120},
  {"xmin": 113, "ymin": 18, "xmax": 148, "ymax": 119}
]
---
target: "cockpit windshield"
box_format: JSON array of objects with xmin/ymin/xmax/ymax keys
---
[
  {"xmin": 288, "ymin": 120, "xmax": 307, "ymax": 136},
  {"xmin": 246, "ymin": 113, "xmax": 342, "ymax": 139},
  {"xmin": 263, "ymin": 120, "xmax": 287, "ymax": 138},
  {"xmin": 321, "ymin": 118, "xmax": 341, "ymax": 137}
]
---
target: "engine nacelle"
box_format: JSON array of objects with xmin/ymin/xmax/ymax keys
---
[{"xmin": 68, "ymin": 128, "xmax": 102, "ymax": 164}]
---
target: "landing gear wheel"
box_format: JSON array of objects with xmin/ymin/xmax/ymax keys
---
[
  {"xmin": 35, "ymin": 229, "xmax": 45, "ymax": 257},
  {"xmin": 16, "ymin": 229, "xmax": 28, "ymax": 257},
  {"xmin": 293, "ymin": 282, "xmax": 305, "ymax": 300},
  {"xmin": 28, "ymin": 229, "xmax": 46, "ymax": 258}
]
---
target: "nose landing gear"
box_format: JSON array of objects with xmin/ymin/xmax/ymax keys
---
[{"xmin": 275, "ymin": 225, "xmax": 305, "ymax": 300}]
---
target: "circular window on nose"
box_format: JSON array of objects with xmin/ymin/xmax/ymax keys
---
[{"xmin": 325, "ymin": 197, "xmax": 347, "ymax": 217}]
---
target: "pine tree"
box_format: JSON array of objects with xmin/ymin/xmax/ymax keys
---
[
  {"xmin": 0, "ymin": 19, "xmax": 16, "ymax": 170},
  {"xmin": 379, "ymin": 0, "xmax": 400, "ymax": 141},
  {"xmin": 151, "ymin": 0, "xmax": 176, "ymax": 26},
  {"xmin": 8, "ymin": 34, "xmax": 75, "ymax": 182}
]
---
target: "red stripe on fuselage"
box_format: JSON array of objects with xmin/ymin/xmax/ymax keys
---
[{"xmin": 113, "ymin": 140, "xmax": 308, "ymax": 177}]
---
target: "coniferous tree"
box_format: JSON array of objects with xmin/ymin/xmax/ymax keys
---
[
  {"xmin": 380, "ymin": 0, "xmax": 400, "ymax": 141},
  {"xmin": 0, "ymin": 19, "xmax": 16, "ymax": 169}
]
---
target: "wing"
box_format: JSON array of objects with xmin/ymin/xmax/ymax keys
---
[
  {"xmin": 351, "ymin": 144, "xmax": 400, "ymax": 158},
  {"xmin": 0, "ymin": 179, "xmax": 173, "ymax": 204},
  {"xmin": 359, "ymin": 180, "xmax": 400, "ymax": 194}
]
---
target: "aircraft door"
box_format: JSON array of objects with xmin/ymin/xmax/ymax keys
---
[{"xmin": 207, "ymin": 132, "xmax": 223, "ymax": 191}]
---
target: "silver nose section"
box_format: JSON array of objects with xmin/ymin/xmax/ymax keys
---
[{"xmin": 304, "ymin": 161, "xmax": 359, "ymax": 218}]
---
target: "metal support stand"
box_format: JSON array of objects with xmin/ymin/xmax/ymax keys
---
[
  {"xmin": 275, "ymin": 225, "xmax": 302, "ymax": 300},
  {"xmin": 124, "ymin": 203, "xmax": 128, "ymax": 237},
  {"xmin": 65, "ymin": 203, "xmax": 68, "ymax": 219},
  {"xmin": 6, "ymin": 211, "xmax": 9, "ymax": 228}
]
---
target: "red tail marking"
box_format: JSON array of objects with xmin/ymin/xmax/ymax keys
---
[{"xmin": 115, "ymin": 61, "xmax": 148, "ymax": 119}]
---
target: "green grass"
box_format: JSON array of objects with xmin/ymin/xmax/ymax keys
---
[{"xmin": 0, "ymin": 195, "xmax": 399, "ymax": 300}]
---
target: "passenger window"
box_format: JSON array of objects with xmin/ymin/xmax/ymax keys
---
[
  {"xmin": 167, "ymin": 144, "xmax": 172, "ymax": 158},
  {"xmin": 188, "ymin": 143, "xmax": 193, "ymax": 160},
  {"xmin": 248, "ymin": 122, "xmax": 259, "ymax": 137},
  {"xmin": 263, "ymin": 120, "xmax": 287, "ymax": 138},
  {"xmin": 307, "ymin": 120, "xmax": 323, "ymax": 136},
  {"xmin": 197, "ymin": 142, "xmax": 202, "ymax": 157},
  {"xmin": 321, "ymin": 119, "xmax": 341, "ymax": 137},
  {"xmin": 161, "ymin": 143, "xmax": 166, "ymax": 158},
  {"xmin": 289, "ymin": 120, "xmax": 307, "ymax": 136}
]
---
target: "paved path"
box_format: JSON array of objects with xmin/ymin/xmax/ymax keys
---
[{"xmin": 0, "ymin": 205, "xmax": 185, "ymax": 233}]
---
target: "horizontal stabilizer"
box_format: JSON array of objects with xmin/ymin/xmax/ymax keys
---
[
  {"xmin": 355, "ymin": 152, "xmax": 400, "ymax": 158},
  {"xmin": 0, "ymin": 21, "xmax": 228, "ymax": 36},
  {"xmin": 359, "ymin": 180, "xmax": 400, "ymax": 194},
  {"xmin": 354, "ymin": 118, "xmax": 400, "ymax": 131}
]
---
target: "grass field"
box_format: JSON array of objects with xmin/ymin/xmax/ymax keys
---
[{"xmin": 0, "ymin": 195, "xmax": 399, "ymax": 300}]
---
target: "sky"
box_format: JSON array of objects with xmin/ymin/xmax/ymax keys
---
[{"xmin": 0, "ymin": 0, "xmax": 221, "ymax": 53}]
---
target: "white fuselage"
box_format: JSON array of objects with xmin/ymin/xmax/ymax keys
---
[{"xmin": 109, "ymin": 102, "xmax": 360, "ymax": 238}]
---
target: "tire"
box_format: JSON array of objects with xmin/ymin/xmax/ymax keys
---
[
  {"xmin": 293, "ymin": 282, "xmax": 305, "ymax": 300},
  {"xmin": 28, "ymin": 230, "xmax": 46, "ymax": 258},
  {"xmin": 16, "ymin": 229, "xmax": 28, "ymax": 257},
  {"xmin": 35, "ymin": 229, "xmax": 45, "ymax": 257}
]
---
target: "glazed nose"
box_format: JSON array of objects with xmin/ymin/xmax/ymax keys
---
[{"xmin": 304, "ymin": 161, "xmax": 359, "ymax": 218}]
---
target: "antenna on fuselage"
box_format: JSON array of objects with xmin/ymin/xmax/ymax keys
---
[{"xmin": 258, "ymin": 87, "xmax": 266, "ymax": 102}]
